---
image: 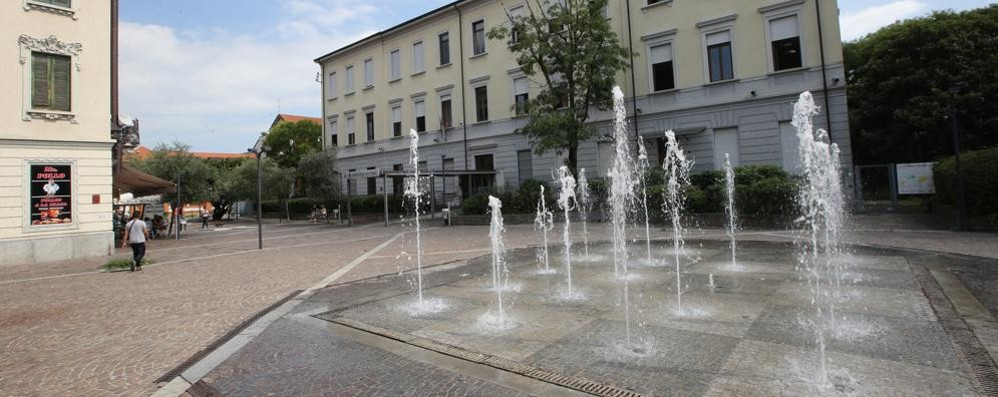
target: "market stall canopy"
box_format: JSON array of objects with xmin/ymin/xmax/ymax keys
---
[{"xmin": 113, "ymin": 164, "xmax": 175, "ymax": 197}]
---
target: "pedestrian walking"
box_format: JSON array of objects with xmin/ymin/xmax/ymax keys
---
[
  {"xmin": 201, "ymin": 207, "xmax": 210, "ymax": 230},
  {"xmin": 121, "ymin": 212, "xmax": 149, "ymax": 272}
]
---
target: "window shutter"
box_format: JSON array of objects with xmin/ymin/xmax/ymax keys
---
[
  {"xmin": 52, "ymin": 55, "xmax": 71, "ymax": 111},
  {"xmin": 514, "ymin": 77, "xmax": 528, "ymax": 95},
  {"xmin": 31, "ymin": 54, "xmax": 50, "ymax": 108},
  {"xmin": 414, "ymin": 101, "xmax": 426, "ymax": 118},
  {"xmin": 650, "ymin": 43, "xmax": 672, "ymax": 64},
  {"xmin": 706, "ymin": 31, "xmax": 731, "ymax": 46},
  {"xmin": 771, "ymin": 16, "xmax": 799, "ymax": 41}
]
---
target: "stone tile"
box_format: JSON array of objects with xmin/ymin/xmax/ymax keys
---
[{"xmin": 706, "ymin": 340, "xmax": 975, "ymax": 397}]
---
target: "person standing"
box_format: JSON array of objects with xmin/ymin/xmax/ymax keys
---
[
  {"xmin": 200, "ymin": 207, "xmax": 210, "ymax": 230},
  {"xmin": 121, "ymin": 212, "xmax": 150, "ymax": 272}
]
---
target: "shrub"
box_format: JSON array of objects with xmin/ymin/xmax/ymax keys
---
[
  {"xmin": 100, "ymin": 257, "xmax": 153, "ymax": 272},
  {"xmin": 648, "ymin": 164, "xmax": 797, "ymax": 216},
  {"xmin": 935, "ymin": 146, "xmax": 998, "ymax": 218}
]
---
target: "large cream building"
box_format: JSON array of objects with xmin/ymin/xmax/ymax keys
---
[
  {"xmin": 0, "ymin": 0, "xmax": 114, "ymax": 264},
  {"xmin": 315, "ymin": 0, "xmax": 851, "ymax": 198}
]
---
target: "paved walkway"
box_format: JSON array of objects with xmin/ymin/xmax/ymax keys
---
[{"xmin": 0, "ymin": 215, "xmax": 994, "ymax": 396}]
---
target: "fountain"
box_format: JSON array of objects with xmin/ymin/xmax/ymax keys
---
[
  {"xmin": 662, "ymin": 130, "xmax": 693, "ymax": 314},
  {"xmin": 723, "ymin": 153, "xmax": 740, "ymax": 271},
  {"xmin": 577, "ymin": 168, "xmax": 592, "ymax": 262},
  {"xmin": 556, "ymin": 166, "xmax": 577, "ymax": 297},
  {"xmin": 608, "ymin": 86, "xmax": 639, "ymax": 348},
  {"xmin": 405, "ymin": 129, "xmax": 425, "ymax": 304},
  {"xmin": 637, "ymin": 139, "xmax": 653, "ymax": 265},
  {"xmin": 793, "ymin": 91, "xmax": 847, "ymax": 386},
  {"xmin": 485, "ymin": 195, "xmax": 511, "ymax": 329},
  {"xmin": 534, "ymin": 185, "xmax": 555, "ymax": 274}
]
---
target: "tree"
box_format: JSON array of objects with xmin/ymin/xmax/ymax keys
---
[
  {"xmin": 297, "ymin": 150, "xmax": 340, "ymax": 203},
  {"xmin": 264, "ymin": 120, "xmax": 322, "ymax": 168},
  {"xmin": 488, "ymin": 0, "xmax": 631, "ymax": 173},
  {"xmin": 845, "ymin": 5, "xmax": 998, "ymax": 164},
  {"xmin": 130, "ymin": 142, "xmax": 218, "ymax": 205},
  {"xmin": 229, "ymin": 158, "xmax": 296, "ymax": 218}
]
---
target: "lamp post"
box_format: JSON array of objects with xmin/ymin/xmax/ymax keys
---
[
  {"xmin": 949, "ymin": 84, "xmax": 967, "ymax": 231},
  {"xmin": 175, "ymin": 172, "xmax": 182, "ymax": 240},
  {"xmin": 248, "ymin": 145, "xmax": 270, "ymax": 249}
]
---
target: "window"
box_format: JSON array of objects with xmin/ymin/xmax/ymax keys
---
[
  {"xmin": 440, "ymin": 95, "xmax": 452, "ymax": 129},
  {"xmin": 649, "ymin": 43, "xmax": 675, "ymax": 92},
  {"xmin": 706, "ymin": 31, "xmax": 734, "ymax": 82},
  {"xmin": 367, "ymin": 173, "xmax": 377, "ymax": 195},
  {"xmin": 345, "ymin": 65, "xmax": 355, "ymax": 92},
  {"xmin": 509, "ymin": 6, "xmax": 525, "ymax": 44},
  {"xmin": 548, "ymin": 0, "xmax": 565, "ymax": 33},
  {"xmin": 391, "ymin": 105, "xmax": 402, "ymax": 137},
  {"xmin": 328, "ymin": 72, "xmax": 337, "ymax": 98},
  {"xmin": 472, "ymin": 20, "xmax": 486, "ymax": 56},
  {"xmin": 330, "ymin": 120, "xmax": 338, "ymax": 147},
  {"xmin": 389, "ymin": 50, "xmax": 401, "ymax": 81},
  {"xmin": 513, "ymin": 77, "xmax": 529, "ymax": 115},
  {"xmin": 771, "ymin": 15, "xmax": 802, "ymax": 71},
  {"xmin": 475, "ymin": 86, "xmax": 489, "ymax": 122},
  {"xmin": 438, "ymin": 32, "xmax": 451, "ymax": 65},
  {"xmin": 414, "ymin": 100, "xmax": 426, "ymax": 132},
  {"xmin": 363, "ymin": 59, "xmax": 374, "ymax": 88},
  {"xmin": 412, "ymin": 41, "xmax": 424, "ymax": 74},
  {"xmin": 713, "ymin": 128, "xmax": 739, "ymax": 170},
  {"xmin": 34, "ymin": 0, "xmax": 71, "ymax": 7},
  {"xmin": 365, "ymin": 111, "xmax": 375, "ymax": 141},
  {"xmin": 646, "ymin": 0, "xmax": 666, "ymax": 5},
  {"xmin": 31, "ymin": 52, "xmax": 71, "ymax": 112},
  {"xmin": 471, "ymin": 154, "xmax": 495, "ymax": 194},
  {"xmin": 517, "ymin": 150, "xmax": 533, "ymax": 186},
  {"xmin": 347, "ymin": 116, "xmax": 356, "ymax": 145},
  {"xmin": 392, "ymin": 164, "xmax": 404, "ymax": 195}
]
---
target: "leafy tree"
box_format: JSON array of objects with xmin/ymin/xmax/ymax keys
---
[
  {"xmin": 488, "ymin": 0, "xmax": 631, "ymax": 173},
  {"xmin": 130, "ymin": 142, "xmax": 218, "ymax": 205},
  {"xmin": 845, "ymin": 5, "xmax": 998, "ymax": 164},
  {"xmin": 264, "ymin": 120, "xmax": 322, "ymax": 168},
  {"xmin": 297, "ymin": 150, "xmax": 340, "ymax": 203},
  {"xmin": 229, "ymin": 157, "xmax": 296, "ymax": 218}
]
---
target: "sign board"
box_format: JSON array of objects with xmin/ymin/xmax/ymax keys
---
[
  {"xmin": 896, "ymin": 162, "xmax": 935, "ymax": 195},
  {"xmin": 29, "ymin": 164, "xmax": 73, "ymax": 226}
]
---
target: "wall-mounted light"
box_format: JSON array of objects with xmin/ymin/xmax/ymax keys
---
[{"xmin": 750, "ymin": 90, "xmax": 757, "ymax": 97}]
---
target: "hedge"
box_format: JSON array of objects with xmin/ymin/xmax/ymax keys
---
[
  {"xmin": 935, "ymin": 146, "xmax": 998, "ymax": 226},
  {"xmin": 261, "ymin": 195, "xmax": 407, "ymax": 214},
  {"xmin": 461, "ymin": 179, "xmax": 555, "ymax": 215}
]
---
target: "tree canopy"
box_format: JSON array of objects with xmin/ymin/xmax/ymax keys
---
[
  {"xmin": 130, "ymin": 142, "xmax": 219, "ymax": 205},
  {"xmin": 845, "ymin": 5, "xmax": 998, "ymax": 164},
  {"xmin": 488, "ymin": 0, "xmax": 631, "ymax": 173},
  {"xmin": 264, "ymin": 120, "xmax": 322, "ymax": 168}
]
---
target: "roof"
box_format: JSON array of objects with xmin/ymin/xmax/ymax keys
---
[
  {"xmin": 272, "ymin": 114, "xmax": 323, "ymax": 129},
  {"xmin": 128, "ymin": 146, "xmax": 253, "ymax": 160},
  {"xmin": 314, "ymin": 0, "xmax": 465, "ymax": 64}
]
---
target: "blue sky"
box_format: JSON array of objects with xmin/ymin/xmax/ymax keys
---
[{"xmin": 120, "ymin": 0, "xmax": 996, "ymax": 152}]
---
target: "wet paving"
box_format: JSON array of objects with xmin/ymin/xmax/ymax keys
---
[{"xmin": 199, "ymin": 240, "xmax": 990, "ymax": 396}]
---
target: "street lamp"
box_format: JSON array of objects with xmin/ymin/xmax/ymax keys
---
[
  {"xmin": 175, "ymin": 171, "xmax": 183, "ymax": 240},
  {"xmin": 949, "ymin": 83, "xmax": 967, "ymax": 231},
  {"xmin": 248, "ymin": 144, "xmax": 271, "ymax": 249}
]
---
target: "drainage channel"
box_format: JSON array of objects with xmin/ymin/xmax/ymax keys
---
[
  {"xmin": 313, "ymin": 314, "xmax": 650, "ymax": 397},
  {"xmin": 909, "ymin": 257, "xmax": 998, "ymax": 396}
]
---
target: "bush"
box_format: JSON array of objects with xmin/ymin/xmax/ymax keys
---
[
  {"xmin": 935, "ymin": 147, "xmax": 998, "ymax": 218},
  {"xmin": 460, "ymin": 179, "xmax": 553, "ymax": 215},
  {"xmin": 100, "ymin": 257, "xmax": 153, "ymax": 272},
  {"xmin": 649, "ymin": 164, "xmax": 797, "ymax": 216}
]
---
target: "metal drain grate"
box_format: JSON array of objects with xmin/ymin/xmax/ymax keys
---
[
  {"xmin": 909, "ymin": 258, "xmax": 998, "ymax": 396},
  {"xmin": 185, "ymin": 380, "xmax": 222, "ymax": 397},
  {"xmin": 318, "ymin": 316, "xmax": 649, "ymax": 397},
  {"xmin": 154, "ymin": 290, "xmax": 302, "ymax": 384}
]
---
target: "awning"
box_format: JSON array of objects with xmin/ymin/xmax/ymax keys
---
[{"xmin": 113, "ymin": 164, "xmax": 175, "ymax": 197}]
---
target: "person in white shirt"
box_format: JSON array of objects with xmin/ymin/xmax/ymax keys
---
[{"xmin": 121, "ymin": 212, "xmax": 150, "ymax": 272}]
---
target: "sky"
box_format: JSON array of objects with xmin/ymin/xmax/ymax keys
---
[{"xmin": 120, "ymin": 0, "xmax": 997, "ymax": 153}]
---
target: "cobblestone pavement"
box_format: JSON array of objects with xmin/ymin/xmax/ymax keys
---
[{"xmin": 0, "ymin": 214, "xmax": 995, "ymax": 396}]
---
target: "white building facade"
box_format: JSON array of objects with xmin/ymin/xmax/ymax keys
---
[
  {"xmin": 0, "ymin": 0, "xmax": 115, "ymax": 265},
  {"xmin": 315, "ymin": 0, "xmax": 851, "ymax": 198}
]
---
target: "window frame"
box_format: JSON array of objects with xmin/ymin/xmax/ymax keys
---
[
  {"xmin": 647, "ymin": 41, "xmax": 677, "ymax": 93},
  {"xmin": 328, "ymin": 118, "xmax": 339, "ymax": 148},
  {"xmin": 474, "ymin": 85, "xmax": 489, "ymax": 122},
  {"xmin": 363, "ymin": 58, "xmax": 374, "ymax": 89},
  {"xmin": 471, "ymin": 19, "xmax": 487, "ymax": 56},
  {"xmin": 512, "ymin": 76, "xmax": 529, "ymax": 116},
  {"xmin": 699, "ymin": 26, "xmax": 737, "ymax": 83},
  {"xmin": 327, "ymin": 71, "xmax": 337, "ymax": 100},
  {"xmin": 345, "ymin": 65, "xmax": 356, "ymax": 94},
  {"xmin": 391, "ymin": 104, "xmax": 403, "ymax": 137},
  {"xmin": 24, "ymin": 0, "xmax": 78, "ymax": 19},
  {"xmin": 412, "ymin": 41, "xmax": 425, "ymax": 75},
  {"xmin": 18, "ymin": 35, "xmax": 81, "ymax": 123},
  {"xmin": 438, "ymin": 31, "xmax": 451, "ymax": 66},
  {"xmin": 759, "ymin": 2, "xmax": 809, "ymax": 74},
  {"xmin": 365, "ymin": 110, "xmax": 375, "ymax": 142},
  {"xmin": 413, "ymin": 99, "xmax": 427, "ymax": 133},
  {"xmin": 346, "ymin": 114, "xmax": 356, "ymax": 145},
  {"xmin": 389, "ymin": 49, "xmax": 401, "ymax": 81}
]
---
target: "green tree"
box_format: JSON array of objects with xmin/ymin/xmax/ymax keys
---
[
  {"xmin": 845, "ymin": 5, "xmax": 998, "ymax": 164},
  {"xmin": 264, "ymin": 120, "xmax": 322, "ymax": 168},
  {"xmin": 488, "ymin": 0, "xmax": 631, "ymax": 173},
  {"xmin": 130, "ymin": 142, "xmax": 218, "ymax": 204},
  {"xmin": 297, "ymin": 150, "xmax": 340, "ymax": 203},
  {"xmin": 229, "ymin": 157, "xmax": 296, "ymax": 218}
]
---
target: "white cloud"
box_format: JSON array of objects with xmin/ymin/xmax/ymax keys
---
[
  {"xmin": 119, "ymin": 0, "xmax": 379, "ymax": 152},
  {"xmin": 840, "ymin": 0, "xmax": 928, "ymax": 41}
]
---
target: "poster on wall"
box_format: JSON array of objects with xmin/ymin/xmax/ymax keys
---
[
  {"xmin": 29, "ymin": 164, "xmax": 73, "ymax": 226},
  {"xmin": 896, "ymin": 162, "xmax": 936, "ymax": 195}
]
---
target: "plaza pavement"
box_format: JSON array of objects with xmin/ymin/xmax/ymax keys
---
[{"xmin": 0, "ymin": 215, "xmax": 995, "ymax": 396}]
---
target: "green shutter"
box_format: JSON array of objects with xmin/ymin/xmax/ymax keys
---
[
  {"xmin": 32, "ymin": 53, "xmax": 50, "ymax": 108},
  {"xmin": 51, "ymin": 55, "xmax": 71, "ymax": 111}
]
